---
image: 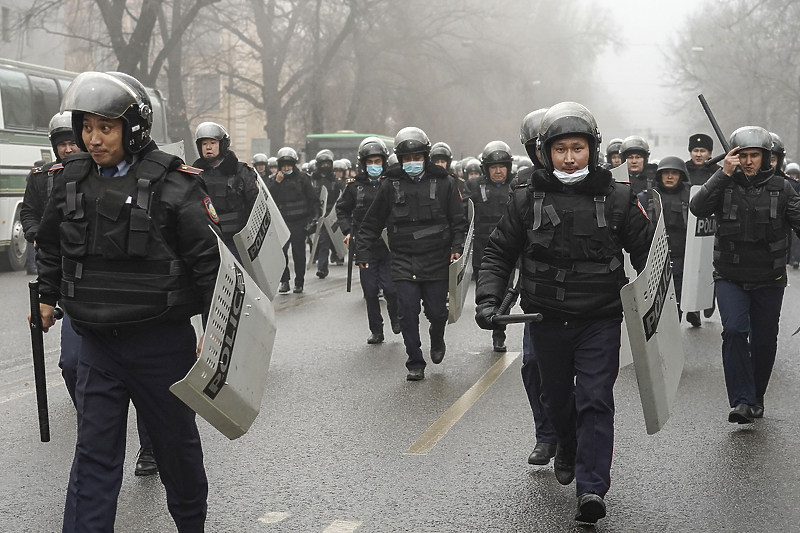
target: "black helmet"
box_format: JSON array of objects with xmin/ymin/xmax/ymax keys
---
[
  {"xmin": 315, "ymin": 149, "xmax": 334, "ymax": 164},
  {"xmin": 48, "ymin": 111, "xmax": 75, "ymax": 161},
  {"xmin": 61, "ymin": 71, "xmax": 153, "ymax": 154},
  {"xmin": 430, "ymin": 142, "xmax": 453, "ymax": 167},
  {"xmin": 358, "ymin": 136, "xmax": 389, "ymax": 171},
  {"xmin": 276, "ymin": 146, "xmax": 299, "ymax": 167},
  {"xmin": 606, "ymin": 138, "xmax": 623, "ymax": 159},
  {"xmin": 656, "ymin": 156, "xmax": 688, "ymax": 183},
  {"xmin": 251, "ymin": 153, "xmax": 268, "ymax": 165},
  {"xmin": 481, "ymin": 140, "xmax": 513, "ymax": 175},
  {"xmin": 620, "ymin": 136, "xmax": 650, "ymax": 161},
  {"xmin": 195, "ymin": 122, "xmax": 230, "ymax": 158},
  {"xmin": 729, "ymin": 126, "xmax": 773, "ymax": 172},
  {"xmin": 770, "ymin": 132, "xmax": 786, "ymax": 169},
  {"xmin": 519, "ymin": 108, "xmax": 549, "ymax": 162},
  {"xmin": 464, "ymin": 157, "xmax": 482, "ymax": 176},
  {"xmin": 536, "ymin": 102, "xmax": 602, "ymax": 171},
  {"xmin": 394, "ymin": 127, "xmax": 431, "ymax": 162}
]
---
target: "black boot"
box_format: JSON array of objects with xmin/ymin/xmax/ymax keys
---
[
  {"xmin": 385, "ymin": 292, "xmax": 401, "ymax": 334},
  {"xmin": 367, "ymin": 332, "xmax": 384, "ymax": 344},
  {"xmin": 134, "ymin": 447, "xmax": 158, "ymax": 476},
  {"xmin": 429, "ymin": 324, "xmax": 446, "ymax": 364}
]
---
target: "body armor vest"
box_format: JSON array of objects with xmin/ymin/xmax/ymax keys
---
[
  {"xmin": 202, "ymin": 162, "xmax": 250, "ymax": 239},
  {"xmin": 386, "ymin": 176, "xmax": 451, "ymax": 254},
  {"xmin": 57, "ymin": 151, "xmax": 200, "ymax": 327},
  {"xmin": 656, "ymin": 185, "xmax": 689, "ymax": 257},
  {"xmin": 473, "ymin": 177, "xmax": 510, "ymax": 239},
  {"xmin": 714, "ymin": 175, "xmax": 789, "ymax": 282},
  {"xmin": 275, "ymin": 174, "xmax": 313, "ymax": 222},
  {"xmin": 522, "ymin": 183, "xmax": 630, "ymax": 315}
]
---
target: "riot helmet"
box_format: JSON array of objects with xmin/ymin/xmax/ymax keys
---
[
  {"xmin": 358, "ymin": 136, "xmax": 389, "ymax": 171},
  {"xmin": 251, "ymin": 153, "xmax": 268, "ymax": 165},
  {"xmin": 276, "ymin": 146, "xmax": 299, "ymax": 168},
  {"xmin": 48, "ymin": 111, "xmax": 75, "ymax": 161},
  {"xmin": 464, "ymin": 157, "xmax": 482, "ymax": 178},
  {"xmin": 605, "ymin": 138, "xmax": 623, "ymax": 167},
  {"xmin": 300, "ymin": 162, "xmax": 309, "ymax": 173},
  {"xmin": 61, "ymin": 71, "xmax": 154, "ymax": 154},
  {"xmin": 656, "ymin": 156, "xmax": 688, "ymax": 186},
  {"xmin": 308, "ymin": 159, "xmax": 317, "ymax": 173},
  {"xmin": 393, "ymin": 127, "xmax": 431, "ymax": 163},
  {"xmin": 729, "ymin": 126, "xmax": 773, "ymax": 172},
  {"xmin": 387, "ymin": 153, "xmax": 399, "ymax": 166},
  {"xmin": 519, "ymin": 108, "xmax": 549, "ymax": 162},
  {"xmin": 267, "ymin": 156, "xmax": 278, "ymax": 169},
  {"xmin": 785, "ymin": 162, "xmax": 800, "ymax": 177},
  {"xmin": 770, "ymin": 132, "xmax": 786, "ymax": 170},
  {"xmin": 194, "ymin": 122, "xmax": 230, "ymax": 160},
  {"xmin": 517, "ymin": 157, "xmax": 533, "ymax": 170},
  {"xmin": 333, "ymin": 159, "xmax": 348, "ymax": 173},
  {"xmin": 536, "ymin": 102, "xmax": 602, "ymax": 172},
  {"xmin": 620, "ymin": 136, "xmax": 650, "ymax": 161},
  {"xmin": 430, "ymin": 141, "xmax": 453, "ymax": 168},
  {"xmin": 481, "ymin": 140, "xmax": 513, "ymax": 176},
  {"xmin": 315, "ymin": 149, "xmax": 334, "ymax": 163}
]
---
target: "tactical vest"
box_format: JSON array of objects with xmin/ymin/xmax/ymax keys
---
[
  {"xmin": 658, "ymin": 186, "xmax": 689, "ymax": 257},
  {"xmin": 473, "ymin": 178, "xmax": 510, "ymax": 239},
  {"xmin": 353, "ymin": 179, "xmax": 379, "ymax": 223},
  {"xmin": 714, "ymin": 175, "xmax": 789, "ymax": 282},
  {"xmin": 275, "ymin": 174, "xmax": 312, "ymax": 222},
  {"xmin": 521, "ymin": 184, "xmax": 630, "ymax": 315},
  {"xmin": 57, "ymin": 151, "xmax": 200, "ymax": 327},
  {"xmin": 386, "ymin": 176, "xmax": 452, "ymax": 253},
  {"xmin": 202, "ymin": 162, "xmax": 249, "ymax": 239}
]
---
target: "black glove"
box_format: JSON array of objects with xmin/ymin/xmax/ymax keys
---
[
  {"xmin": 475, "ymin": 304, "xmax": 498, "ymax": 330},
  {"xmin": 304, "ymin": 220, "xmax": 317, "ymax": 236}
]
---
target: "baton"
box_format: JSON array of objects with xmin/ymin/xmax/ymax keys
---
[
  {"xmin": 703, "ymin": 153, "xmax": 726, "ymax": 168},
  {"xmin": 28, "ymin": 280, "xmax": 50, "ymax": 442},
  {"xmin": 491, "ymin": 313, "xmax": 543, "ymax": 325},
  {"xmin": 697, "ymin": 94, "xmax": 731, "ymax": 154},
  {"xmin": 496, "ymin": 269, "xmax": 520, "ymax": 316}
]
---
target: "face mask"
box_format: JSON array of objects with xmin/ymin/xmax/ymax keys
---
[
  {"xmin": 283, "ymin": 168, "xmax": 293, "ymax": 176},
  {"xmin": 403, "ymin": 161, "xmax": 424, "ymax": 177},
  {"xmin": 553, "ymin": 166, "xmax": 590, "ymax": 184},
  {"xmin": 366, "ymin": 164, "xmax": 383, "ymax": 178}
]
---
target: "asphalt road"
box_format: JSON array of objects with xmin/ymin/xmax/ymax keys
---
[{"xmin": 3, "ymin": 263, "xmax": 800, "ymax": 532}]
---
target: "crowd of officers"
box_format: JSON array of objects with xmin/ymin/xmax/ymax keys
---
[{"xmin": 20, "ymin": 68, "xmax": 800, "ymax": 530}]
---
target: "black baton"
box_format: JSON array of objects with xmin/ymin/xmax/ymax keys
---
[
  {"xmin": 698, "ymin": 94, "xmax": 732, "ymax": 153},
  {"xmin": 28, "ymin": 280, "xmax": 50, "ymax": 443},
  {"xmin": 492, "ymin": 313, "xmax": 543, "ymax": 325}
]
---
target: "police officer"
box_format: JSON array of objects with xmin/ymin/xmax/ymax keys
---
[
  {"xmin": 267, "ymin": 156, "xmax": 278, "ymax": 177},
  {"xmin": 685, "ymin": 133, "xmax": 717, "ymax": 185},
  {"xmin": 464, "ymin": 158, "xmax": 482, "ymax": 181},
  {"xmin": 268, "ymin": 147, "xmax": 320, "ymax": 293},
  {"xmin": 691, "ymin": 127, "xmax": 800, "ymax": 423},
  {"xmin": 605, "ymin": 138, "xmax": 623, "ymax": 168},
  {"xmin": 475, "ymin": 102, "xmax": 653, "ymax": 523},
  {"xmin": 333, "ymin": 158, "xmax": 348, "ymax": 184},
  {"xmin": 192, "ymin": 122, "xmax": 259, "ymax": 258},
  {"xmin": 638, "ymin": 156, "xmax": 702, "ymax": 326},
  {"xmin": 252, "ymin": 152, "xmax": 269, "ymax": 178},
  {"xmin": 336, "ymin": 137, "xmax": 400, "ymax": 343},
  {"xmin": 516, "ymin": 107, "xmax": 558, "ymax": 466},
  {"xmin": 33, "ymin": 71, "xmax": 219, "ymax": 532},
  {"xmin": 311, "ymin": 149, "xmax": 343, "ymax": 277},
  {"xmin": 431, "ymin": 141, "xmax": 469, "ymax": 208},
  {"xmin": 356, "ymin": 127, "xmax": 468, "ymax": 381},
  {"xmin": 770, "ymin": 132, "xmax": 787, "ymax": 173},
  {"xmin": 470, "ymin": 140, "xmax": 515, "ymax": 352},
  {"xmin": 621, "ymin": 135, "xmax": 656, "ymax": 194}
]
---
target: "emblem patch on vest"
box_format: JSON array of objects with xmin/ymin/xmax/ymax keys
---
[{"xmin": 204, "ymin": 196, "xmax": 220, "ymax": 224}]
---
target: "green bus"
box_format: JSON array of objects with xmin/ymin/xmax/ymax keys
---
[
  {"xmin": 0, "ymin": 58, "xmax": 169, "ymax": 270},
  {"xmin": 304, "ymin": 131, "xmax": 394, "ymax": 166}
]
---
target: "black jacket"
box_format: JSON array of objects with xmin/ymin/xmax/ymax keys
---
[
  {"xmin": 685, "ymin": 159, "xmax": 718, "ymax": 186},
  {"xmin": 21, "ymin": 161, "xmax": 61, "ymax": 242},
  {"xmin": 628, "ymin": 163, "xmax": 657, "ymax": 194},
  {"xmin": 356, "ymin": 163, "xmax": 468, "ymax": 282},
  {"xmin": 311, "ymin": 169, "xmax": 342, "ymax": 215},
  {"xmin": 638, "ymin": 181, "xmax": 690, "ymax": 258},
  {"xmin": 336, "ymin": 171, "xmax": 389, "ymax": 261},
  {"xmin": 476, "ymin": 168, "xmax": 653, "ymax": 322},
  {"xmin": 193, "ymin": 151, "xmax": 259, "ymax": 241},
  {"xmin": 36, "ymin": 143, "xmax": 222, "ymax": 333},
  {"xmin": 267, "ymin": 166, "xmax": 320, "ymax": 224}
]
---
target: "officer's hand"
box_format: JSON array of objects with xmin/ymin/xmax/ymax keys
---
[
  {"xmin": 28, "ymin": 303, "xmax": 56, "ymax": 333},
  {"xmin": 450, "ymin": 252, "xmax": 461, "ymax": 263},
  {"xmin": 196, "ymin": 334, "xmax": 204, "ymax": 359},
  {"xmin": 275, "ymin": 171, "xmax": 284, "ymax": 183},
  {"xmin": 722, "ymin": 146, "xmax": 741, "ymax": 176},
  {"xmin": 344, "ymin": 234, "xmax": 350, "ymax": 249},
  {"xmin": 358, "ymin": 262, "xmax": 369, "ymax": 269},
  {"xmin": 475, "ymin": 304, "xmax": 498, "ymax": 330}
]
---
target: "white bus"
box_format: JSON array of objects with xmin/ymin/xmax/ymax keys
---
[{"xmin": 0, "ymin": 58, "xmax": 170, "ymax": 270}]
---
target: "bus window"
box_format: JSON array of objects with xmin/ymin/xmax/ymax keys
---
[
  {"xmin": 29, "ymin": 75, "xmax": 60, "ymax": 130},
  {"xmin": 0, "ymin": 68, "xmax": 32, "ymax": 129}
]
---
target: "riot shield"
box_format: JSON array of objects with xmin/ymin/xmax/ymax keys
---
[
  {"xmin": 233, "ymin": 177, "xmax": 290, "ymax": 300},
  {"xmin": 170, "ymin": 234, "xmax": 276, "ymax": 440},
  {"xmin": 158, "ymin": 140, "xmax": 186, "ymax": 161},
  {"xmin": 448, "ymin": 199, "xmax": 474, "ymax": 324},
  {"xmin": 612, "ymin": 163, "xmax": 629, "ymax": 183},
  {"xmin": 322, "ymin": 190, "xmax": 348, "ymax": 260},
  {"xmin": 620, "ymin": 190, "xmax": 685, "ymax": 434},
  {"xmin": 619, "ymin": 253, "xmax": 636, "ymax": 369},
  {"xmin": 307, "ymin": 186, "xmax": 328, "ymax": 270},
  {"xmin": 680, "ymin": 185, "xmax": 715, "ymax": 312}
]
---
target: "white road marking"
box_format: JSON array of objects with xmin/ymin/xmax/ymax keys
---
[
  {"xmin": 405, "ymin": 351, "xmax": 521, "ymax": 455},
  {"xmin": 322, "ymin": 520, "xmax": 362, "ymax": 533},
  {"xmin": 258, "ymin": 511, "xmax": 289, "ymax": 523}
]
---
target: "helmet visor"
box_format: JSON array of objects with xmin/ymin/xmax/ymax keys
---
[{"xmin": 60, "ymin": 72, "xmax": 138, "ymax": 119}]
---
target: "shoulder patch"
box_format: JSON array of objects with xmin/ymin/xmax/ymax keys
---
[
  {"xmin": 31, "ymin": 166, "xmax": 44, "ymax": 174},
  {"xmin": 636, "ymin": 198, "xmax": 650, "ymax": 220},
  {"xmin": 346, "ymin": 177, "xmax": 356, "ymax": 184},
  {"xmin": 514, "ymin": 182, "xmax": 528, "ymax": 188},
  {"xmin": 203, "ymin": 196, "xmax": 220, "ymax": 224},
  {"xmin": 178, "ymin": 164, "xmax": 202, "ymax": 176},
  {"xmin": 49, "ymin": 163, "xmax": 64, "ymax": 173}
]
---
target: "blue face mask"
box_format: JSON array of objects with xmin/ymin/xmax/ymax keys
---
[
  {"xmin": 403, "ymin": 161, "xmax": 424, "ymax": 177},
  {"xmin": 283, "ymin": 168, "xmax": 293, "ymax": 176},
  {"xmin": 366, "ymin": 164, "xmax": 383, "ymax": 178}
]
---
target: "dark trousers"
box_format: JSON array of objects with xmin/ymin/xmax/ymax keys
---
[
  {"xmin": 520, "ymin": 324, "xmax": 556, "ymax": 445},
  {"xmin": 715, "ymin": 280, "xmax": 784, "ymax": 407},
  {"xmin": 360, "ymin": 256, "xmax": 398, "ymax": 334},
  {"xmin": 394, "ymin": 279, "xmax": 448, "ymax": 370},
  {"xmin": 317, "ymin": 226, "xmax": 331, "ymax": 273},
  {"xmin": 63, "ymin": 321, "xmax": 207, "ymax": 533},
  {"xmin": 281, "ymin": 221, "xmax": 307, "ymax": 287},
  {"xmin": 530, "ymin": 317, "xmax": 621, "ymax": 497},
  {"xmin": 59, "ymin": 314, "xmax": 153, "ymax": 449}
]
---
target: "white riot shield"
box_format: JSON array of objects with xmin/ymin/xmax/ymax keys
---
[
  {"xmin": 307, "ymin": 186, "xmax": 328, "ymax": 270},
  {"xmin": 619, "ymin": 253, "xmax": 636, "ymax": 369},
  {"xmin": 611, "ymin": 163, "xmax": 629, "ymax": 182},
  {"xmin": 159, "ymin": 140, "xmax": 186, "ymax": 161},
  {"xmin": 233, "ymin": 177, "xmax": 290, "ymax": 300},
  {"xmin": 322, "ymin": 190, "xmax": 348, "ymax": 260},
  {"xmin": 448, "ymin": 200, "xmax": 474, "ymax": 324},
  {"xmin": 680, "ymin": 185, "xmax": 716, "ymax": 312},
  {"xmin": 620, "ymin": 190, "xmax": 685, "ymax": 434},
  {"xmin": 170, "ymin": 235, "xmax": 276, "ymax": 440}
]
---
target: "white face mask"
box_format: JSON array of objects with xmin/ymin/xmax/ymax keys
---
[{"xmin": 553, "ymin": 166, "xmax": 590, "ymax": 184}]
